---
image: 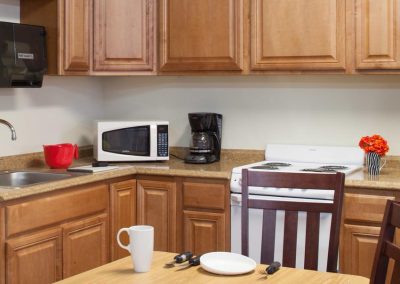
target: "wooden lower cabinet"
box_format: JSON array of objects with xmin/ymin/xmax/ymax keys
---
[
  {"xmin": 137, "ymin": 178, "xmax": 177, "ymax": 252},
  {"xmin": 6, "ymin": 213, "xmax": 109, "ymax": 283},
  {"xmin": 6, "ymin": 228, "xmax": 62, "ymax": 284},
  {"xmin": 2, "ymin": 175, "xmax": 231, "ymax": 283},
  {"xmin": 136, "ymin": 176, "xmax": 230, "ymax": 255},
  {"xmin": 340, "ymin": 190, "xmax": 400, "ymax": 280},
  {"xmin": 110, "ymin": 179, "xmax": 136, "ymax": 260},
  {"xmin": 3, "ymin": 182, "xmax": 110, "ymax": 283},
  {"xmin": 183, "ymin": 210, "xmax": 225, "ymax": 255},
  {"xmin": 341, "ymin": 224, "xmax": 381, "ymax": 278},
  {"xmin": 62, "ymin": 214, "xmax": 109, "ymax": 278}
]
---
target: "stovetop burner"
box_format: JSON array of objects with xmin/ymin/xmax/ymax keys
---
[
  {"xmin": 301, "ymin": 168, "xmax": 337, "ymax": 173},
  {"xmin": 319, "ymin": 165, "xmax": 349, "ymax": 170},
  {"xmin": 263, "ymin": 162, "xmax": 292, "ymax": 167},
  {"xmin": 250, "ymin": 165, "xmax": 279, "ymax": 170}
]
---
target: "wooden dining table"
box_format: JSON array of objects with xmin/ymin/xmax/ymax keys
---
[{"xmin": 57, "ymin": 251, "xmax": 369, "ymax": 284}]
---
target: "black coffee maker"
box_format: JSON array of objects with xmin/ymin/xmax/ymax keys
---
[{"xmin": 185, "ymin": 113, "xmax": 222, "ymax": 164}]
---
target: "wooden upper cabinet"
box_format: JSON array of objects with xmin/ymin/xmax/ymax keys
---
[
  {"xmin": 159, "ymin": 0, "xmax": 243, "ymax": 71},
  {"xmin": 61, "ymin": 0, "xmax": 92, "ymax": 73},
  {"xmin": 94, "ymin": 0, "xmax": 155, "ymax": 71},
  {"xmin": 251, "ymin": 0, "xmax": 346, "ymax": 71},
  {"xmin": 355, "ymin": 0, "xmax": 400, "ymax": 70}
]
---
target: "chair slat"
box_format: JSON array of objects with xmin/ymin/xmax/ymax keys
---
[
  {"xmin": 304, "ymin": 212, "xmax": 320, "ymax": 270},
  {"xmin": 282, "ymin": 211, "xmax": 298, "ymax": 268},
  {"xmin": 260, "ymin": 210, "xmax": 277, "ymax": 265},
  {"xmin": 248, "ymin": 171, "xmax": 338, "ymax": 190},
  {"xmin": 385, "ymin": 241, "xmax": 400, "ymax": 263},
  {"xmin": 249, "ymin": 199, "xmax": 334, "ymax": 213},
  {"xmin": 391, "ymin": 203, "xmax": 400, "ymax": 228},
  {"xmin": 241, "ymin": 173, "xmax": 250, "ymax": 257}
]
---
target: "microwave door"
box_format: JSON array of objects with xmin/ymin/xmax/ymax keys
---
[{"xmin": 102, "ymin": 126, "xmax": 151, "ymax": 156}]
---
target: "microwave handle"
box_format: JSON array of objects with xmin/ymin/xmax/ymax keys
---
[{"xmin": 150, "ymin": 124, "xmax": 158, "ymax": 157}]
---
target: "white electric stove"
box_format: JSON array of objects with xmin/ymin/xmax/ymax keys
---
[{"xmin": 230, "ymin": 144, "xmax": 364, "ymax": 270}]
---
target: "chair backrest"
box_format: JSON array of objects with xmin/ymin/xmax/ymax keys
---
[
  {"xmin": 370, "ymin": 200, "xmax": 400, "ymax": 284},
  {"xmin": 241, "ymin": 169, "xmax": 345, "ymax": 272}
]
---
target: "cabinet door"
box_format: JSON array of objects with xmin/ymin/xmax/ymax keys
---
[
  {"xmin": 110, "ymin": 179, "xmax": 136, "ymax": 260},
  {"xmin": 251, "ymin": 0, "xmax": 346, "ymax": 71},
  {"xmin": 62, "ymin": 214, "xmax": 109, "ymax": 278},
  {"xmin": 355, "ymin": 0, "xmax": 400, "ymax": 69},
  {"xmin": 137, "ymin": 179, "xmax": 176, "ymax": 252},
  {"xmin": 61, "ymin": 0, "xmax": 92, "ymax": 72},
  {"xmin": 159, "ymin": 0, "xmax": 243, "ymax": 71},
  {"xmin": 341, "ymin": 224, "xmax": 381, "ymax": 278},
  {"xmin": 94, "ymin": 0, "xmax": 155, "ymax": 71},
  {"xmin": 6, "ymin": 228, "xmax": 62, "ymax": 284},
  {"xmin": 183, "ymin": 211, "xmax": 225, "ymax": 255}
]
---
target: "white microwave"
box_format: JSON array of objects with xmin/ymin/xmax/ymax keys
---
[{"xmin": 94, "ymin": 121, "xmax": 169, "ymax": 162}]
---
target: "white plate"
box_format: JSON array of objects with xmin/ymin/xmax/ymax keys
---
[{"xmin": 200, "ymin": 252, "xmax": 257, "ymax": 275}]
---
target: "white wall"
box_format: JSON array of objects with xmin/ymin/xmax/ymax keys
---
[
  {"xmin": 0, "ymin": 0, "xmax": 104, "ymax": 157},
  {"xmin": 103, "ymin": 76, "xmax": 400, "ymax": 155},
  {"xmin": 0, "ymin": 77, "xmax": 104, "ymax": 156},
  {"xmin": 2, "ymin": 0, "xmax": 400, "ymax": 157},
  {"xmin": 0, "ymin": 0, "xmax": 19, "ymax": 23}
]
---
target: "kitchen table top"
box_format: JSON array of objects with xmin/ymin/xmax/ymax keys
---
[
  {"xmin": 56, "ymin": 251, "xmax": 369, "ymax": 284},
  {"xmin": 1, "ymin": 148, "xmax": 400, "ymax": 201}
]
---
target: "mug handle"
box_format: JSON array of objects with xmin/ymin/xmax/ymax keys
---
[
  {"xmin": 73, "ymin": 144, "xmax": 79, "ymax": 160},
  {"xmin": 380, "ymin": 157, "xmax": 387, "ymax": 171},
  {"xmin": 117, "ymin": 228, "xmax": 131, "ymax": 252}
]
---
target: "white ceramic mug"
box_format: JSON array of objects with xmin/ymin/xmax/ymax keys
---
[{"xmin": 117, "ymin": 225, "xmax": 154, "ymax": 272}]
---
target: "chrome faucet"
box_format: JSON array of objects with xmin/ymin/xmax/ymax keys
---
[{"xmin": 0, "ymin": 119, "xmax": 17, "ymax": 140}]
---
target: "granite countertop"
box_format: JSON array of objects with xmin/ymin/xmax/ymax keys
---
[
  {"xmin": 1, "ymin": 148, "xmax": 400, "ymax": 202},
  {"xmin": 346, "ymin": 167, "xmax": 400, "ymax": 191},
  {"xmin": 0, "ymin": 149, "xmax": 263, "ymax": 202}
]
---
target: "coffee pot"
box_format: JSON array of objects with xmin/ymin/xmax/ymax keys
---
[{"xmin": 185, "ymin": 113, "xmax": 222, "ymax": 164}]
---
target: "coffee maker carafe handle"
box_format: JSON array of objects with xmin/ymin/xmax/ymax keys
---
[{"xmin": 211, "ymin": 131, "xmax": 221, "ymax": 159}]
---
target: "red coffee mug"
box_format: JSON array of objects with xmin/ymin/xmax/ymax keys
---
[{"xmin": 43, "ymin": 143, "xmax": 79, "ymax": 169}]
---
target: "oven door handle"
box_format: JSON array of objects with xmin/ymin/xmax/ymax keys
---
[{"xmin": 230, "ymin": 194, "xmax": 242, "ymax": 206}]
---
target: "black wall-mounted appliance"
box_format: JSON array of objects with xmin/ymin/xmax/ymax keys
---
[
  {"xmin": 185, "ymin": 113, "xmax": 223, "ymax": 164},
  {"xmin": 0, "ymin": 21, "xmax": 47, "ymax": 88}
]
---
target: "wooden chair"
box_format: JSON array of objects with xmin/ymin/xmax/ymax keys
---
[
  {"xmin": 241, "ymin": 169, "xmax": 345, "ymax": 272},
  {"xmin": 370, "ymin": 200, "xmax": 400, "ymax": 284}
]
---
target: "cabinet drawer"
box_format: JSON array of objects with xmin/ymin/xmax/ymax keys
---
[
  {"xmin": 6, "ymin": 183, "xmax": 108, "ymax": 237},
  {"xmin": 344, "ymin": 193, "xmax": 395, "ymax": 224},
  {"xmin": 183, "ymin": 182, "xmax": 226, "ymax": 210}
]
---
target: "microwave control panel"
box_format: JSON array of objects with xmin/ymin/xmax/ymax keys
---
[{"xmin": 157, "ymin": 125, "xmax": 169, "ymax": 157}]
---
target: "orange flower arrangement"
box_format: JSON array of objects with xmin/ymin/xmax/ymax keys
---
[{"xmin": 359, "ymin": 134, "xmax": 389, "ymax": 156}]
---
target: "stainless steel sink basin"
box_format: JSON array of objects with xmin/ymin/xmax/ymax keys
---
[{"xmin": 0, "ymin": 171, "xmax": 86, "ymax": 188}]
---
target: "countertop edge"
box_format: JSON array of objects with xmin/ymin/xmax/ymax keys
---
[{"xmin": 0, "ymin": 166, "xmax": 232, "ymax": 202}]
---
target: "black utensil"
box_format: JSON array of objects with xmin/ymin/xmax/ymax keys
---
[
  {"xmin": 176, "ymin": 255, "xmax": 202, "ymax": 271},
  {"xmin": 188, "ymin": 255, "xmax": 201, "ymax": 266},
  {"xmin": 165, "ymin": 252, "xmax": 193, "ymax": 267},
  {"xmin": 266, "ymin": 261, "xmax": 281, "ymax": 275}
]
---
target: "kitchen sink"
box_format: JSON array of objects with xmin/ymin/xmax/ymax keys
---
[{"xmin": 0, "ymin": 171, "xmax": 86, "ymax": 188}]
